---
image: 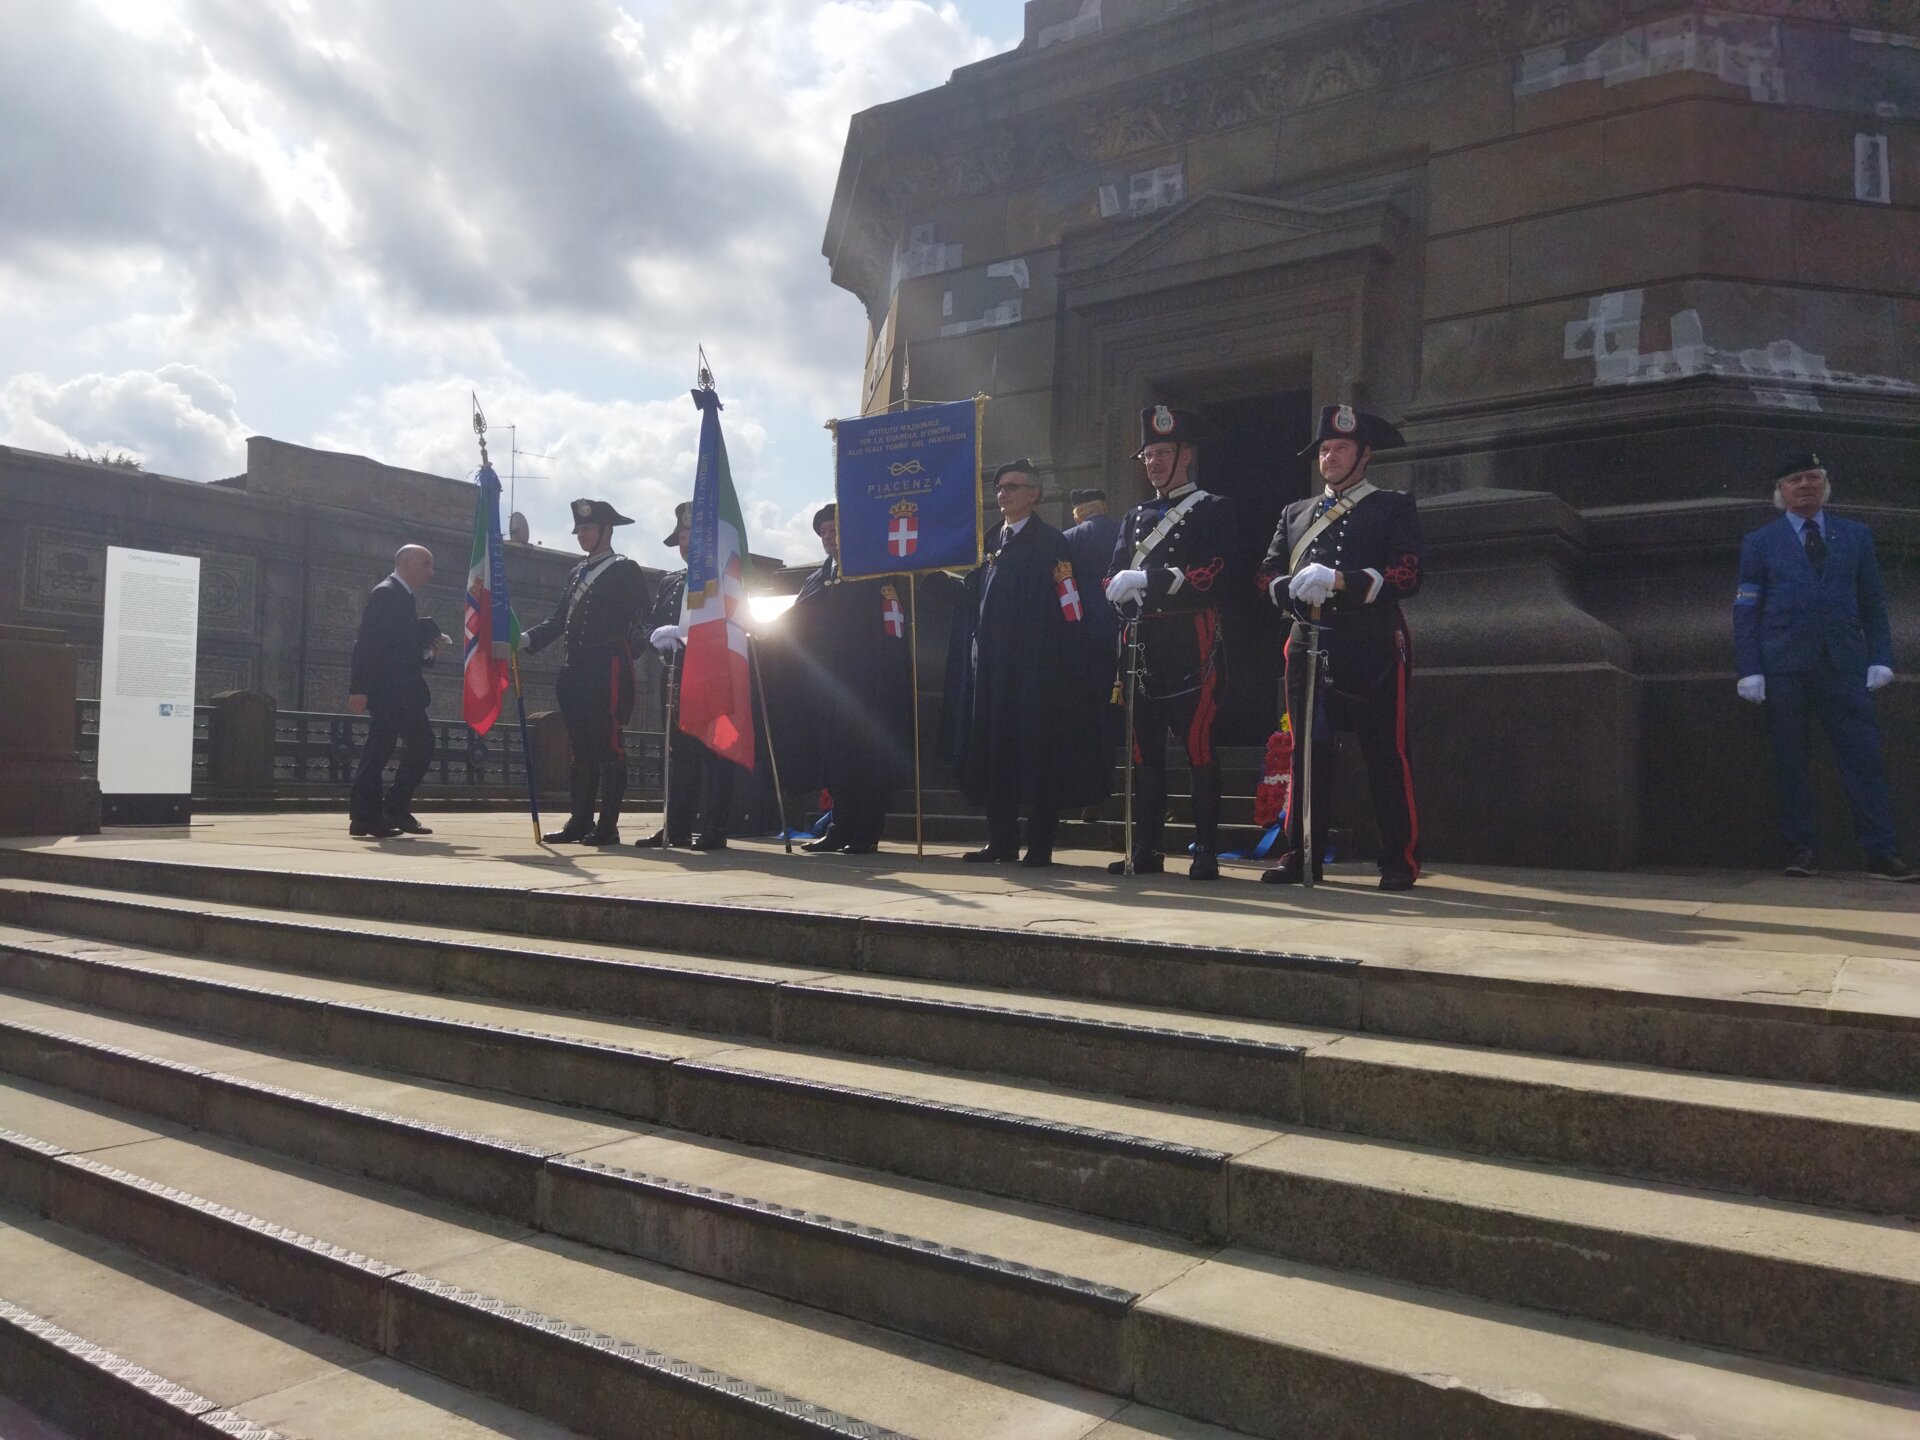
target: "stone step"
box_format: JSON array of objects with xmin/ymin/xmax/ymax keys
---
[
  {"xmin": 3, "ymin": 988, "xmax": 1917, "ymax": 1387},
  {"xmin": 6, "ymin": 850, "xmax": 1914, "ymax": 1096},
  {"xmin": 0, "ymin": 1084, "xmax": 1237, "ymax": 1440},
  {"xmin": 3, "ymin": 910, "xmax": 1916, "ymax": 1218},
  {"xmin": 0, "ymin": 1216, "xmax": 579, "ymax": 1439},
  {"xmin": 3, "ymin": 1078, "xmax": 1915, "ymax": 1440}
]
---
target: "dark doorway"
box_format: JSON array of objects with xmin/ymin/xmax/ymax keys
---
[{"xmin": 1188, "ymin": 389, "xmax": 1315, "ymax": 744}]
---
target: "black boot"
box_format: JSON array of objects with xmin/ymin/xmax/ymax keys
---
[
  {"xmin": 543, "ymin": 759, "xmax": 599, "ymax": 843},
  {"xmin": 1189, "ymin": 760, "xmax": 1222, "ymax": 863},
  {"xmin": 582, "ymin": 761, "xmax": 626, "ymax": 845}
]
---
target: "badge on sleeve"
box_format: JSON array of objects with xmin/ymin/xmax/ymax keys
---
[
  {"xmin": 1054, "ymin": 560, "xmax": 1084, "ymax": 621},
  {"xmin": 880, "ymin": 584, "xmax": 906, "ymax": 637},
  {"xmin": 1734, "ymin": 583, "xmax": 1760, "ymax": 607}
]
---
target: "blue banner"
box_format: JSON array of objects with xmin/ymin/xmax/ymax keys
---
[{"xmin": 833, "ymin": 399, "xmax": 982, "ymax": 579}]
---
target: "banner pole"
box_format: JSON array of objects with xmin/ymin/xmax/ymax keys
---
[
  {"xmin": 746, "ymin": 634, "xmax": 792, "ymax": 853},
  {"xmin": 910, "ymin": 572, "xmax": 924, "ymax": 859},
  {"xmin": 510, "ymin": 651, "xmax": 541, "ymax": 845}
]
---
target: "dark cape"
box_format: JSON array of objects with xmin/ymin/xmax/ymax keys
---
[
  {"xmin": 941, "ymin": 518, "xmax": 1108, "ymax": 811},
  {"xmin": 759, "ymin": 558, "xmax": 914, "ymax": 797}
]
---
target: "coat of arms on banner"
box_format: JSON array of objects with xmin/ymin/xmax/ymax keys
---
[
  {"xmin": 887, "ymin": 500, "xmax": 920, "ymax": 558},
  {"xmin": 1053, "ymin": 560, "xmax": 1083, "ymax": 621}
]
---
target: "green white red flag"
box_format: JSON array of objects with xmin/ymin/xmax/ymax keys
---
[{"xmin": 677, "ymin": 384, "xmax": 755, "ymax": 769}]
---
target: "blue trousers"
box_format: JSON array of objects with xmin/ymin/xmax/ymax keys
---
[{"xmin": 1764, "ymin": 668, "xmax": 1897, "ymax": 857}]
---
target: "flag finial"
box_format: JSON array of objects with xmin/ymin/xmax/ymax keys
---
[
  {"xmin": 696, "ymin": 345, "xmax": 714, "ymax": 392},
  {"xmin": 471, "ymin": 391, "xmax": 490, "ymax": 466}
]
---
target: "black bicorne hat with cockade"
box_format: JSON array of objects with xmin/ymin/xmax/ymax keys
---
[{"xmin": 1299, "ymin": 404, "xmax": 1406, "ymax": 456}]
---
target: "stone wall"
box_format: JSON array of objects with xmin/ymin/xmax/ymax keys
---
[
  {"xmin": 0, "ymin": 438, "xmax": 673, "ymax": 729},
  {"xmin": 821, "ymin": 0, "xmax": 1920, "ymax": 867}
]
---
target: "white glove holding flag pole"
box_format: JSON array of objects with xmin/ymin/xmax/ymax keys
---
[
  {"xmin": 1105, "ymin": 569, "xmax": 1148, "ymax": 606},
  {"xmin": 1289, "ymin": 562, "xmax": 1338, "ymax": 607},
  {"xmin": 1737, "ymin": 675, "xmax": 1766, "ymax": 704},
  {"xmin": 650, "ymin": 624, "xmax": 685, "ymax": 652},
  {"xmin": 1867, "ymin": 665, "xmax": 1894, "ymax": 692}
]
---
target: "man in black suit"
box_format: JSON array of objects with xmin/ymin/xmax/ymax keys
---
[{"xmin": 347, "ymin": 544, "xmax": 448, "ymax": 838}]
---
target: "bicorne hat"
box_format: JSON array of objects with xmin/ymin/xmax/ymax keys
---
[
  {"xmin": 663, "ymin": 501, "xmax": 692, "ymax": 547},
  {"xmin": 570, "ymin": 498, "xmax": 634, "ymax": 533},
  {"xmin": 1299, "ymin": 404, "xmax": 1406, "ymax": 456},
  {"xmin": 1135, "ymin": 405, "xmax": 1202, "ymax": 457}
]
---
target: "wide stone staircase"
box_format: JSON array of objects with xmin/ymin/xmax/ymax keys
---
[{"xmin": 0, "ymin": 844, "xmax": 1915, "ymax": 1439}]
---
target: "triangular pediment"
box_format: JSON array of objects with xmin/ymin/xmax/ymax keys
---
[{"xmin": 1071, "ymin": 191, "xmax": 1399, "ymax": 286}]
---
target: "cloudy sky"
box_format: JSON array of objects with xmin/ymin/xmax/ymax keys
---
[{"xmin": 0, "ymin": 0, "xmax": 1025, "ymax": 564}]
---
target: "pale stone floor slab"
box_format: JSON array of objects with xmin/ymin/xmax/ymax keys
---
[{"xmin": 7, "ymin": 812, "xmax": 1916, "ymax": 1024}]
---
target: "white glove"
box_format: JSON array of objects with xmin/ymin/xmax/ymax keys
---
[
  {"xmin": 649, "ymin": 624, "xmax": 685, "ymax": 652},
  {"xmin": 1867, "ymin": 665, "xmax": 1894, "ymax": 692},
  {"xmin": 1105, "ymin": 569, "xmax": 1148, "ymax": 606},
  {"xmin": 1289, "ymin": 562, "xmax": 1338, "ymax": 607},
  {"xmin": 1737, "ymin": 675, "xmax": 1766, "ymax": 704}
]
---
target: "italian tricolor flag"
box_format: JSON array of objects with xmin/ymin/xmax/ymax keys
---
[{"xmin": 677, "ymin": 385, "xmax": 755, "ymax": 769}]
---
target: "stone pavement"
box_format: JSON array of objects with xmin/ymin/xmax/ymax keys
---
[{"xmin": 9, "ymin": 811, "xmax": 1916, "ymax": 1027}]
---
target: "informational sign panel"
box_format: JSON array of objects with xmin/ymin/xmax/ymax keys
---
[
  {"xmin": 833, "ymin": 398, "xmax": 984, "ymax": 580},
  {"xmin": 99, "ymin": 546, "xmax": 199, "ymax": 821}
]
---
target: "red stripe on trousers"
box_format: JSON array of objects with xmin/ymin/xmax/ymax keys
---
[
  {"xmin": 1187, "ymin": 611, "xmax": 1217, "ymax": 767},
  {"xmin": 608, "ymin": 656, "xmax": 626, "ymax": 760}
]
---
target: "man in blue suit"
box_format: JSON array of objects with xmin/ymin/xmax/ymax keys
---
[{"xmin": 1734, "ymin": 453, "xmax": 1913, "ymax": 881}]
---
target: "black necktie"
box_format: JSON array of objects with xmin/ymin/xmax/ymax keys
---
[{"xmin": 1804, "ymin": 522, "xmax": 1826, "ymax": 574}]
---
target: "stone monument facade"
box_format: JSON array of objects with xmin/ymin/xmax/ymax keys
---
[{"xmin": 822, "ymin": 0, "xmax": 1918, "ymax": 867}]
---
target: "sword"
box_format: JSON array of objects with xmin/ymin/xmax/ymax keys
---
[
  {"xmin": 1120, "ymin": 611, "xmax": 1143, "ymax": 876},
  {"xmin": 1299, "ymin": 602, "xmax": 1325, "ymax": 889}
]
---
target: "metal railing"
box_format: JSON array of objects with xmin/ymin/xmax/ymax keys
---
[{"xmin": 73, "ymin": 701, "xmax": 665, "ymax": 804}]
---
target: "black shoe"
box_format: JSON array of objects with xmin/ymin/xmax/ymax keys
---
[
  {"xmin": 1106, "ymin": 853, "xmax": 1164, "ymax": 875},
  {"xmin": 1020, "ymin": 849, "xmax": 1053, "ymax": 868},
  {"xmin": 961, "ymin": 847, "xmax": 1016, "ymax": 864},
  {"xmin": 1259, "ymin": 851, "xmax": 1321, "ymax": 885},
  {"xmin": 632, "ymin": 831, "xmax": 689, "ymax": 849},
  {"xmin": 543, "ymin": 819, "xmax": 596, "ymax": 844},
  {"xmin": 349, "ymin": 822, "xmax": 403, "ymax": 840},
  {"xmin": 691, "ymin": 834, "xmax": 728, "ymax": 851},
  {"xmin": 803, "ymin": 828, "xmax": 847, "ymax": 853},
  {"xmin": 1866, "ymin": 853, "xmax": 1919, "ymax": 883},
  {"xmin": 1188, "ymin": 852, "xmax": 1219, "ymax": 882},
  {"xmin": 1783, "ymin": 849, "xmax": 1817, "ymax": 878},
  {"xmin": 579, "ymin": 828, "xmax": 623, "ymax": 846},
  {"xmin": 841, "ymin": 841, "xmax": 879, "ymax": 855},
  {"xmin": 1379, "ymin": 871, "xmax": 1416, "ymax": 892},
  {"xmin": 385, "ymin": 814, "xmax": 433, "ymax": 835}
]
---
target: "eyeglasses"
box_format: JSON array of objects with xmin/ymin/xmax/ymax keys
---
[{"xmin": 994, "ymin": 481, "xmax": 1036, "ymax": 493}]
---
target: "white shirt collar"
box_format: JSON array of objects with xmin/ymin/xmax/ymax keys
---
[
  {"xmin": 1002, "ymin": 516, "xmax": 1030, "ymax": 537},
  {"xmin": 1787, "ymin": 510, "xmax": 1824, "ymax": 536}
]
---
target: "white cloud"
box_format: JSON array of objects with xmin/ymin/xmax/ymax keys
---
[
  {"xmin": 0, "ymin": 364, "xmax": 249, "ymax": 477},
  {"xmin": 0, "ymin": 0, "xmax": 1015, "ymax": 547}
]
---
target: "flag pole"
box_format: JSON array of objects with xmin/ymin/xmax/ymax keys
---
[
  {"xmin": 510, "ymin": 650, "xmax": 541, "ymax": 844},
  {"xmin": 746, "ymin": 634, "xmax": 792, "ymax": 853},
  {"xmin": 909, "ymin": 573, "xmax": 923, "ymax": 858}
]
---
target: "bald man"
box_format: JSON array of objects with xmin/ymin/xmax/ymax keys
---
[{"xmin": 347, "ymin": 544, "xmax": 448, "ymax": 838}]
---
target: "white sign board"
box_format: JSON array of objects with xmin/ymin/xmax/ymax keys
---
[{"xmin": 99, "ymin": 546, "xmax": 200, "ymax": 796}]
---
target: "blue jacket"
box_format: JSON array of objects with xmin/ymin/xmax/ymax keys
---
[
  {"xmin": 1063, "ymin": 512, "xmax": 1121, "ymax": 645},
  {"xmin": 1733, "ymin": 513, "xmax": 1893, "ymax": 678}
]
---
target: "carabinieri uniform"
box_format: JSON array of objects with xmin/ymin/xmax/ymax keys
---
[
  {"xmin": 1257, "ymin": 406, "xmax": 1423, "ymax": 886},
  {"xmin": 523, "ymin": 498, "xmax": 650, "ymax": 843},
  {"xmin": 1109, "ymin": 407, "xmax": 1239, "ymax": 871}
]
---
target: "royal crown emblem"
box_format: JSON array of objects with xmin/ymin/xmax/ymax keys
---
[{"xmin": 887, "ymin": 498, "xmax": 920, "ymax": 558}]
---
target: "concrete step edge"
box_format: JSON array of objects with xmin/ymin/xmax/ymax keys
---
[
  {"xmin": 1, "ymin": 1136, "xmax": 912, "ymax": 1440},
  {"xmin": 8, "ymin": 1005, "xmax": 1915, "ymax": 1389},
  {"xmin": 0, "ymin": 1294, "xmax": 289, "ymax": 1440},
  {"xmin": 0, "ymin": 1005, "xmax": 1226, "ymax": 1239},
  {"xmin": 6, "ymin": 848, "xmax": 1915, "ymax": 1099},
  {"xmin": 8, "ymin": 931, "xmax": 1915, "ymax": 1218},
  {"xmin": 0, "ymin": 927, "xmax": 1313, "ymax": 1126}
]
